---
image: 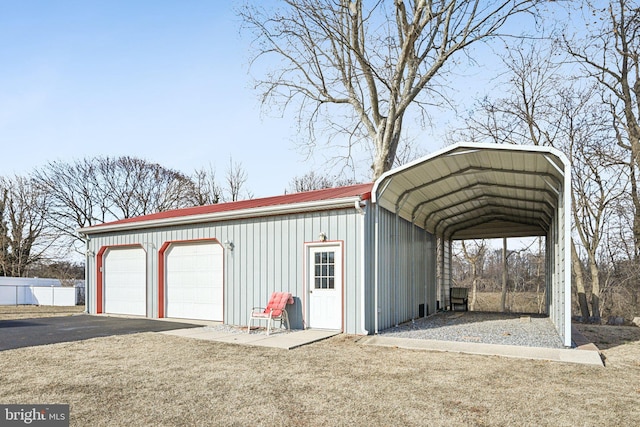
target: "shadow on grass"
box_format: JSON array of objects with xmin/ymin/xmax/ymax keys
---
[{"xmin": 574, "ymin": 323, "xmax": 640, "ymax": 350}]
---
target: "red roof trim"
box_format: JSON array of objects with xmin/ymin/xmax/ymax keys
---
[{"xmin": 84, "ymin": 183, "xmax": 373, "ymax": 230}]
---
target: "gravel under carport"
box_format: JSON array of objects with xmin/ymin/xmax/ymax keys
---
[{"xmin": 379, "ymin": 311, "xmax": 565, "ymax": 348}]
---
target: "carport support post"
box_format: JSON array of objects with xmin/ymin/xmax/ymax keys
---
[
  {"xmin": 563, "ymin": 166, "xmax": 572, "ymax": 346},
  {"xmin": 394, "ymin": 211, "xmax": 399, "ymax": 327},
  {"xmin": 358, "ymin": 200, "xmax": 368, "ymax": 335},
  {"xmin": 438, "ymin": 237, "xmax": 444, "ymax": 310},
  {"xmin": 374, "ymin": 202, "xmax": 380, "ymax": 334},
  {"xmin": 411, "ymin": 215, "xmax": 416, "ymax": 321}
]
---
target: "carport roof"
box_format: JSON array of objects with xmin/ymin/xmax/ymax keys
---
[{"xmin": 372, "ymin": 143, "xmax": 569, "ymax": 239}]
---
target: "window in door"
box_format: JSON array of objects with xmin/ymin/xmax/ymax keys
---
[{"xmin": 314, "ymin": 251, "xmax": 335, "ymax": 289}]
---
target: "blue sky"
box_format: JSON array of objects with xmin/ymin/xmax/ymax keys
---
[
  {"xmin": 0, "ymin": 1, "xmax": 533, "ymax": 197},
  {"xmin": 0, "ymin": 1, "xmax": 315, "ymax": 196}
]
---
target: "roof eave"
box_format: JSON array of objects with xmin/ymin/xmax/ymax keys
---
[{"xmin": 78, "ymin": 195, "xmax": 366, "ymax": 236}]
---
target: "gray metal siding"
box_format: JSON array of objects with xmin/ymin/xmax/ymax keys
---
[
  {"xmin": 85, "ymin": 207, "xmax": 366, "ymax": 334},
  {"xmin": 548, "ymin": 188, "xmax": 570, "ymax": 346},
  {"xmin": 436, "ymin": 237, "xmax": 451, "ymax": 310},
  {"xmin": 375, "ymin": 207, "xmax": 437, "ymax": 332},
  {"xmin": 362, "ymin": 202, "xmax": 377, "ymax": 334}
]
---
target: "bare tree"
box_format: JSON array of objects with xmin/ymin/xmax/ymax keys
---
[
  {"xmin": 571, "ymin": 240, "xmax": 590, "ymax": 319},
  {"xmin": 459, "ymin": 239, "xmax": 487, "ymax": 311},
  {"xmin": 453, "ymin": 40, "xmax": 565, "ymax": 146},
  {"xmin": 534, "ymin": 237, "xmax": 545, "ymax": 314},
  {"xmin": 190, "ymin": 161, "xmax": 254, "ymax": 205},
  {"xmin": 288, "ymin": 171, "xmax": 357, "ymax": 193},
  {"xmin": 571, "ymin": 138, "xmax": 625, "ymax": 319},
  {"xmin": 453, "ymin": 238, "xmax": 548, "ymax": 313},
  {"xmin": 189, "ymin": 164, "xmax": 222, "ymax": 206},
  {"xmin": 223, "ymin": 158, "xmax": 252, "ymax": 202},
  {"xmin": 565, "ymin": 0, "xmax": 640, "ymax": 258},
  {"xmin": 33, "ymin": 156, "xmax": 198, "ymax": 253},
  {"xmin": 454, "ymin": 38, "xmax": 629, "ymax": 320},
  {"xmin": 33, "ymin": 158, "xmax": 104, "ymax": 236},
  {"xmin": 0, "ymin": 176, "xmax": 50, "ymax": 277},
  {"xmin": 240, "ymin": 0, "xmax": 552, "ymax": 179},
  {"xmin": 97, "ymin": 156, "xmax": 195, "ymax": 218},
  {"xmin": 25, "ymin": 260, "xmax": 85, "ymax": 281}
]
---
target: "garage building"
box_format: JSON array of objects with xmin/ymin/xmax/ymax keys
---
[{"xmin": 79, "ymin": 143, "xmax": 572, "ymax": 346}]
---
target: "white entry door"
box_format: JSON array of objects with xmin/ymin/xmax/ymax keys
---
[{"xmin": 307, "ymin": 244, "xmax": 342, "ymax": 330}]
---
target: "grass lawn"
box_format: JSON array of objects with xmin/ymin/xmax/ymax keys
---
[
  {"xmin": 0, "ymin": 305, "xmax": 85, "ymax": 320},
  {"xmin": 0, "ymin": 307, "xmax": 639, "ymax": 426}
]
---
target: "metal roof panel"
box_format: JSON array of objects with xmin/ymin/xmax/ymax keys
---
[{"xmin": 373, "ymin": 142, "xmax": 568, "ymax": 239}]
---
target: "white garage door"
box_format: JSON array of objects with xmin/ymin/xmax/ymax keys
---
[
  {"xmin": 104, "ymin": 247, "xmax": 147, "ymax": 316},
  {"xmin": 165, "ymin": 242, "xmax": 223, "ymax": 321}
]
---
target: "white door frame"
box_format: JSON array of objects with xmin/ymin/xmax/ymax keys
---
[{"xmin": 304, "ymin": 241, "xmax": 344, "ymax": 331}]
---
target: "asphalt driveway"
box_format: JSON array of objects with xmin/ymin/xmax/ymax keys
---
[{"xmin": 0, "ymin": 314, "xmax": 201, "ymax": 351}]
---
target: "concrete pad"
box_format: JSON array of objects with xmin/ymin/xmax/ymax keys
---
[
  {"xmin": 160, "ymin": 318, "xmax": 222, "ymax": 327},
  {"xmin": 160, "ymin": 328, "xmax": 340, "ymax": 350},
  {"xmin": 163, "ymin": 328, "xmax": 218, "ymax": 339},
  {"xmin": 249, "ymin": 329, "xmax": 340, "ymax": 349},
  {"xmin": 213, "ymin": 333, "xmax": 276, "ymax": 345},
  {"xmin": 362, "ymin": 335, "xmax": 604, "ymax": 366}
]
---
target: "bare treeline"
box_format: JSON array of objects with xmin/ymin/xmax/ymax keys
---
[
  {"xmin": 287, "ymin": 171, "xmax": 357, "ymax": 193},
  {"xmin": 453, "ymin": 239, "xmax": 547, "ymax": 315},
  {"xmin": 0, "ymin": 156, "xmax": 251, "ymax": 277},
  {"xmin": 451, "ymin": 1, "xmax": 640, "ymax": 322}
]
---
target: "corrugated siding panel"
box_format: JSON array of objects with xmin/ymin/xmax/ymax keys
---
[
  {"xmin": 435, "ymin": 236, "xmax": 451, "ymax": 309},
  {"xmin": 375, "ymin": 207, "xmax": 437, "ymax": 332},
  {"xmin": 362, "ymin": 202, "xmax": 376, "ymax": 334},
  {"xmin": 425, "ymin": 233, "xmax": 437, "ymax": 315},
  {"xmin": 86, "ymin": 207, "xmax": 366, "ymax": 334},
  {"xmin": 548, "ymin": 183, "xmax": 569, "ymax": 346}
]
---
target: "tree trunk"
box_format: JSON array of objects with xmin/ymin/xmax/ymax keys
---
[
  {"xmin": 589, "ymin": 259, "xmax": 601, "ymax": 321},
  {"xmin": 571, "ymin": 240, "xmax": 591, "ymax": 320},
  {"xmin": 372, "ymin": 119, "xmax": 402, "ymax": 179},
  {"xmin": 590, "ymin": 294, "xmax": 601, "ymax": 323},
  {"xmin": 500, "ymin": 238, "xmax": 508, "ymax": 312},
  {"xmin": 461, "ymin": 240, "xmax": 484, "ymax": 312},
  {"xmin": 470, "ymin": 276, "xmax": 477, "ymax": 312},
  {"xmin": 469, "ymin": 261, "xmax": 478, "ymax": 312},
  {"xmin": 630, "ymin": 160, "xmax": 640, "ymax": 259}
]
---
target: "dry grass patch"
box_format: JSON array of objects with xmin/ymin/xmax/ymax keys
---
[
  {"xmin": 0, "ymin": 305, "xmax": 84, "ymax": 320},
  {"xmin": 472, "ymin": 291, "xmax": 544, "ymax": 313},
  {"xmin": 1, "ymin": 331, "xmax": 639, "ymax": 426},
  {"xmin": 1, "ymin": 306, "xmax": 638, "ymax": 425},
  {"xmin": 575, "ymin": 323, "xmax": 640, "ymax": 370}
]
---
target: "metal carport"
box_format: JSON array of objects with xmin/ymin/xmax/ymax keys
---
[{"xmin": 372, "ymin": 142, "xmax": 572, "ymax": 346}]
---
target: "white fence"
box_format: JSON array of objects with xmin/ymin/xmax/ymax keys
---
[{"xmin": 0, "ymin": 277, "xmax": 85, "ymax": 306}]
